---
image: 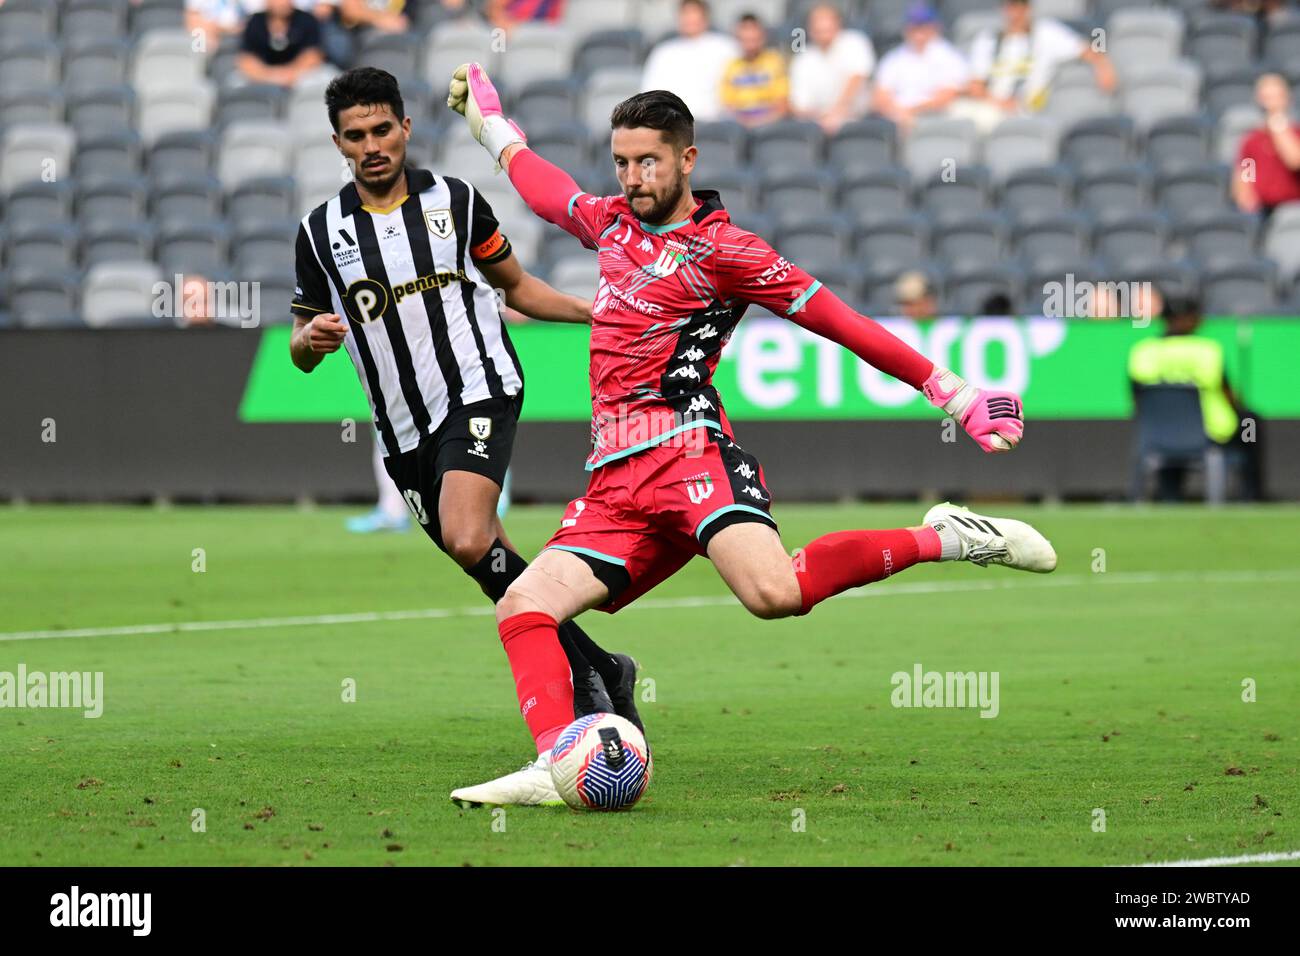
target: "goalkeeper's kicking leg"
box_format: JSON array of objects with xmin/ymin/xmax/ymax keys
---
[{"xmin": 708, "ymin": 504, "xmax": 1057, "ymax": 620}]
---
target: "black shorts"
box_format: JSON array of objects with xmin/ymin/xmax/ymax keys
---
[{"xmin": 382, "ymin": 395, "xmax": 520, "ymax": 550}]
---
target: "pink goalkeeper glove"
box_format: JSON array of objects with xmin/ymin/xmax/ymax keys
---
[
  {"xmin": 922, "ymin": 367, "xmax": 1024, "ymax": 453},
  {"xmin": 447, "ymin": 62, "xmax": 526, "ymax": 170}
]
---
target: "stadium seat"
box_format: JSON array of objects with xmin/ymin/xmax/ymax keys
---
[
  {"xmin": 526, "ymin": 123, "xmax": 593, "ymax": 172},
  {"xmin": 760, "ymin": 169, "xmax": 839, "ymax": 225},
  {"xmin": 1094, "ymin": 0, "xmax": 1156, "ymax": 20},
  {"xmin": 916, "ymin": 164, "xmax": 992, "ymax": 223},
  {"xmin": 287, "ymin": 68, "xmax": 341, "ymax": 145},
  {"xmin": 0, "ymin": 123, "xmax": 76, "ymax": 195},
  {"xmin": 5, "ymin": 222, "xmax": 80, "ymax": 271},
  {"xmin": 1075, "ymin": 162, "xmax": 1153, "ymax": 217},
  {"xmin": 829, "ymin": 117, "xmax": 898, "ymax": 173},
  {"xmin": 690, "ymin": 166, "xmax": 758, "ymax": 216},
  {"xmin": 66, "ymin": 85, "xmax": 137, "ymax": 135},
  {"xmin": 152, "ymin": 174, "xmax": 224, "ymax": 227},
  {"xmin": 1041, "ymin": 81, "xmax": 1116, "ymax": 125},
  {"xmin": 1059, "ymin": 115, "xmax": 1136, "ymax": 173},
  {"xmin": 423, "ymin": 21, "xmax": 499, "ymax": 90},
  {"xmin": 138, "ymin": 81, "xmax": 216, "ymax": 145},
  {"xmin": 130, "ymin": 0, "xmax": 186, "ymax": 35},
  {"xmin": 573, "ymin": 29, "xmax": 645, "ymax": 77},
  {"xmin": 1105, "ymin": 9, "xmax": 1186, "ymax": 78},
  {"xmin": 0, "ymin": 86, "xmax": 63, "ymax": 126},
  {"xmin": 952, "ymin": 10, "xmax": 1003, "ymax": 50},
  {"xmin": 931, "ymin": 212, "xmax": 1009, "ymax": 269},
  {"xmin": 727, "ymin": 209, "xmax": 776, "ymax": 242},
  {"xmin": 82, "ymin": 261, "xmax": 166, "ymax": 328},
  {"xmin": 1122, "ymin": 257, "xmax": 1198, "ymax": 301},
  {"xmin": 1130, "ymin": 383, "xmax": 1226, "ymax": 504},
  {"xmin": 1152, "ymin": 163, "xmax": 1229, "ymax": 218},
  {"xmin": 227, "ymin": 176, "xmax": 299, "ymax": 228},
  {"xmin": 839, "ymin": 166, "xmax": 912, "ymax": 224},
  {"xmin": 943, "ymin": 261, "xmax": 1025, "ymax": 316},
  {"xmin": 582, "ymin": 66, "xmax": 641, "ymax": 132},
  {"xmin": 1204, "ymin": 63, "xmax": 1266, "ymax": 120},
  {"xmin": 1200, "ymin": 258, "xmax": 1278, "ymax": 314},
  {"xmin": 0, "ymin": 37, "xmax": 60, "ymax": 89},
  {"xmin": 512, "ymin": 78, "xmax": 584, "ymax": 126},
  {"xmin": 149, "ymin": 131, "xmax": 218, "ymax": 182},
  {"xmin": 1092, "ymin": 211, "xmax": 1170, "ymax": 266},
  {"xmin": 563, "ymin": 0, "xmax": 637, "ymax": 32},
  {"xmin": 1186, "ymin": 12, "xmax": 1257, "ymax": 70},
  {"xmin": 749, "ymin": 119, "xmax": 826, "ymax": 172},
  {"xmin": 1262, "ymin": 14, "xmax": 1300, "ymax": 65},
  {"xmin": 1144, "ymin": 114, "xmax": 1213, "ymax": 172},
  {"xmin": 496, "ymin": 23, "xmax": 578, "ymax": 89},
  {"xmin": 0, "ymin": 0, "xmax": 57, "ymax": 37},
  {"xmin": 216, "ymin": 84, "xmax": 288, "ymax": 126},
  {"xmin": 1011, "ymin": 212, "xmax": 1092, "ymax": 269},
  {"xmin": 983, "ymin": 117, "xmax": 1062, "ymax": 184},
  {"xmin": 4, "ymin": 180, "xmax": 74, "ymax": 224},
  {"xmin": 73, "ymin": 129, "xmax": 144, "ymax": 184},
  {"xmin": 852, "ymin": 214, "xmax": 932, "ymax": 274},
  {"xmin": 690, "ymin": 120, "xmax": 748, "ymax": 179},
  {"xmin": 1023, "ymin": 259, "xmax": 1104, "ymax": 317},
  {"xmin": 293, "ymin": 138, "xmax": 348, "ymax": 208},
  {"xmin": 1121, "ymin": 61, "xmax": 1203, "ymax": 130},
  {"xmin": 10, "ymin": 266, "xmax": 82, "ymax": 327},
  {"xmin": 548, "ymin": 255, "xmax": 600, "ymax": 298},
  {"xmin": 999, "ymin": 164, "xmax": 1074, "ymax": 220},
  {"xmin": 76, "ymin": 175, "xmax": 149, "ymax": 225},
  {"xmin": 62, "ymin": 36, "xmax": 131, "ymax": 91},
  {"xmin": 207, "ymin": 32, "xmax": 243, "ymax": 87},
  {"xmin": 130, "ymin": 29, "xmax": 206, "ymax": 92},
  {"xmin": 1214, "ymin": 103, "xmax": 1262, "ymax": 165},
  {"xmin": 1172, "ymin": 210, "xmax": 1258, "ymax": 268},
  {"xmin": 712, "ymin": 0, "xmax": 784, "ymax": 28},
  {"xmin": 773, "ymin": 216, "xmax": 854, "ymax": 266},
  {"xmin": 232, "ymin": 220, "xmax": 298, "ymax": 275},
  {"xmin": 1262, "ymin": 202, "xmax": 1300, "ymax": 284},
  {"xmin": 63, "ymin": 0, "xmax": 130, "ymax": 38},
  {"xmin": 157, "ymin": 220, "xmax": 231, "ymax": 277},
  {"xmin": 217, "ymin": 121, "xmax": 292, "ymax": 190},
  {"xmin": 81, "ymin": 220, "xmax": 155, "ymax": 267},
  {"xmin": 1027, "ymin": 0, "xmax": 1087, "ymax": 18},
  {"xmin": 354, "ymin": 30, "xmax": 422, "ymax": 83},
  {"xmin": 903, "ymin": 117, "xmax": 979, "ymax": 181}
]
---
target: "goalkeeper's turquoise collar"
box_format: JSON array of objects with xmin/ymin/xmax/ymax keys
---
[{"xmin": 637, "ymin": 189, "xmax": 726, "ymax": 234}]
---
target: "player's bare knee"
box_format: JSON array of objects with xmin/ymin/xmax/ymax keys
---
[
  {"xmin": 742, "ymin": 576, "xmax": 801, "ymax": 620},
  {"xmin": 443, "ymin": 527, "xmax": 495, "ymax": 569},
  {"xmin": 496, "ymin": 586, "xmax": 540, "ymax": 623}
]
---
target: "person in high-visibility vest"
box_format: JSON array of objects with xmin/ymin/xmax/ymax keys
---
[{"xmin": 1127, "ymin": 295, "xmax": 1264, "ymax": 501}]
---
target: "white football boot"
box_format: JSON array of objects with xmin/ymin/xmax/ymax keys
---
[
  {"xmin": 923, "ymin": 502, "xmax": 1057, "ymax": 573},
  {"xmin": 449, "ymin": 751, "xmax": 564, "ymax": 808}
]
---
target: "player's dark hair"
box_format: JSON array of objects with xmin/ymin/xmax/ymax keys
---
[
  {"xmin": 610, "ymin": 90, "xmax": 695, "ymax": 152},
  {"xmin": 325, "ymin": 67, "xmax": 406, "ymax": 132},
  {"xmin": 1163, "ymin": 292, "xmax": 1201, "ymax": 319}
]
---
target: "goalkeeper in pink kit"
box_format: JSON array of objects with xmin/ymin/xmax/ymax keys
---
[{"xmin": 446, "ymin": 64, "xmax": 1057, "ymax": 806}]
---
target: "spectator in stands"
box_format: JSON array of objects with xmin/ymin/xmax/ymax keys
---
[
  {"xmin": 720, "ymin": 13, "xmax": 789, "ymax": 128},
  {"xmin": 641, "ymin": 0, "xmax": 739, "ymax": 123},
  {"xmin": 187, "ymin": 0, "xmax": 250, "ymax": 53},
  {"xmin": 487, "ymin": 0, "xmax": 564, "ymax": 32},
  {"xmin": 238, "ymin": 0, "xmax": 325, "ymax": 86},
  {"xmin": 338, "ymin": 0, "xmax": 416, "ymax": 34},
  {"xmin": 1232, "ymin": 73, "xmax": 1300, "ymax": 219},
  {"xmin": 960, "ymin": 0, "xmax": 1114, "ymax": 132},
  {"xmin": 895, "ymin": 271, "xmax": 938, "ymax": 320},
  {"xmin": 871, "ymin": 3, "xmax": 969, "ymax": 131},
  {"xmin": 789, "ymin": 3, "xmax": 875, "ymax": 135},
  {"xmin": 1128, "ymin": 294, "xmax": 1263, "ymax": 501}
]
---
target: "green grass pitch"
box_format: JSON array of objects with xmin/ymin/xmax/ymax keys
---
[{"xmin": 0, "ymin": 503, "xmax": 1296, "ymax": 866}]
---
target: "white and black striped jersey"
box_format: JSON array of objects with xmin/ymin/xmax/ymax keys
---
[{"xmin": 291, "ymin": 167, "xmax": 523, "ymax": 457}]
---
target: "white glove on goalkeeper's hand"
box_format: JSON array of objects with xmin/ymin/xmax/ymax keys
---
[{"xmin": 446, "ymin": 62, "xmax": 526, "ymax": 170}]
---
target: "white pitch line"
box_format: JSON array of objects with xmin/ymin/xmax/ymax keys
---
[
  {"xmin": 2, "ymin": 568, "xmax": 1299, "ymax": 643},
  {"xmin": 1131, "ymin": 849, "xmax": 1300, "ymax": 867}
]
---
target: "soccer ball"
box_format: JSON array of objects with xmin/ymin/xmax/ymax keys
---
[{"xmin": 549, "ymin": 713, "xmax": 652, "ymax": 811}]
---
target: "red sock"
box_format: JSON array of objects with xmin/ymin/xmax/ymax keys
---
[
  {"xmin": 498, "ymin": 611, "xmax": 573, "ymax": 753},
  {"xmin": 793, "ymin": 528, "xmax": 938, "ymax": 615}
]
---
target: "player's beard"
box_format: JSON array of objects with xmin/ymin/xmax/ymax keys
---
[
  {"xmin": 627, "ymin": 174, "xmax": 686, "ymax": 225},
  {"xmin": 356, "ymin": 145, "xmax": 406, "ymax": 194}
]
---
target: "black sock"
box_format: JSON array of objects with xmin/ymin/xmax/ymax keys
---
[{"xmin": 464, "ymin": 539, "xmax": 620, "ymax": 685}]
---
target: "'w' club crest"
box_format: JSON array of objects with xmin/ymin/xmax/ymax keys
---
[{"xmin": 684, "ymin": 474, "xmax": 714, "ymax": 505}]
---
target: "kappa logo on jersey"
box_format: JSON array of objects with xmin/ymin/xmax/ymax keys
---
[
  {"xmin": 684, "ymin": 473, "xmax": 714, "ymax": 505},
  {"xmin": 677, "ymin": 345, "xmax": 705, "ymax": 361},
  {"xmin": 734, "ymin": 461, "xmax": 756, "ymax": 480},
  {"xmin": 690, "ymin": 323, "xmax": 719, "ymax": 340},
  {"xmin": 638, "ymin": 236, "xmax": 653, "ymax": 253},
  {"xmin": 668, "ymin": 365, "xmax": 701, "ymax": 381},
  {"xmin": 561, "ymin": 499, "xmax": 586, "ymax": 528},
  {"xmin": 687, "ymin": 394, "xmax": 714, "ymax": 413},
  {"xmin": 331, "ymin": 227, "xmax": 361, "ymax": 267},
  {"xmin": 424, "ymin": 208, "xmax": 454, "ymax": 239},
  {"xmin": 742, "ymin": 484, "xmax": 767, "ymax": 501}
]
